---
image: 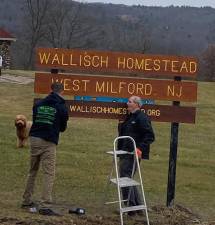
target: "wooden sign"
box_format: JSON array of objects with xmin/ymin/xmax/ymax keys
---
[
  {"xmin": 67, "ymin": 101, "xmax": 196, "ymax": 123},
  {"xmin": 34, "ymin": 99, "xmax": 196, "ymax": 123},
  {"xmin": 35, "ymin": 73, "xmax": 197, "ymax": 102},
  {"xmin": 34, "ymin": 47, "xmax": 199, "ymax": 209},
  {"xmin": 36, "ymin": 48, "xmax": 198, "ymax": 78}
]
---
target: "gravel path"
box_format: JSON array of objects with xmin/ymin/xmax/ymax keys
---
[{"xmin": 0, "ymin": 74, "xmax": 34, "ymax": 84}]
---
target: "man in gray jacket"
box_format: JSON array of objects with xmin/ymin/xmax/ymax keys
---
[{"xmin": 118, "ymin": 96, "xmax": 155, "ymax": 215}]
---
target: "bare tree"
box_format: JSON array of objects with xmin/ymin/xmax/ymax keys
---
[
  {"xmin": 23, "ymin": 0, "xmax": 51, "ymax": 69},
  {"xmin": 65, "ymin": 18, "xmax": 104, "ymax": 49},
  {"xmin": 44, "ymin": 0, "xmax": 103, "ymax": 49},
  {"xmin": 21, "ymin": 0, "xmax": 104, "ymax": 69},
  {"xmin": 44, "ymin": 0, "xmax": 71, "ymax": 48},
  {"xmin": 200, "ymin": 44, "xmax": 215, "ymax": 81},
  {"xmin": 107, "ymin": 15, "xmax": 151, "ymax": 53}
]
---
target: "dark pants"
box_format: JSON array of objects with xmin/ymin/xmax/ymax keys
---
[{"xmin": 119, "ymin": 156, "xmax": 143, "ymax": 206}]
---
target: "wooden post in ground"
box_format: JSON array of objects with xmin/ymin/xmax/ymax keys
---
[
  {"xmin": 0, "ymin": 55, "xmax": 2, "ymax": 76},
  {"xmin": 166, "ymin": 76, "xmax": 181, "ymax": 207}
]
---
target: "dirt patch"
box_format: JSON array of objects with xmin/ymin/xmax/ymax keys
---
[
  {"xmin": 0, "ymin": 215, "xmax": 117, "ymax": 225},
  {"xmin": 0, "ymin": 74, "xmax": 34, "ymax": 84},
  {"xmin": 0, "ymin": 205, "xmax": 214, "ymax": 225},
  {"xmin": 150, "ymin": 204, "xmax": 209, "ymax": 225}
]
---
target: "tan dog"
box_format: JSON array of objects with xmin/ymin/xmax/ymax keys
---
[{"xmin": 15, "ymin": 115, "xmax": 32, "ymax": 148}]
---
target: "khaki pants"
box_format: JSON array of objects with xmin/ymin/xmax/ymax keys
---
[{"xmin": 23, "ymin": 137, "xmax": 56, "ymax": 204}]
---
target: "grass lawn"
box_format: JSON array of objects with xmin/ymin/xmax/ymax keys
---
[{"xmin": 0, "ymin": 70, "xmax": 214, "ymax": 222}]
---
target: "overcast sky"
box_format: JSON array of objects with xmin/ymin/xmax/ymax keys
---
[{"xmin": 78, "ymin": 0, "xmax": 215, "ymax": 8}]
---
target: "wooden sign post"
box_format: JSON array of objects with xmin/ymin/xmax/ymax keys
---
[
  {"xmin": 34, "ymin": 47, "xmax": 198, "ymax": 207},
  {"xmin": 167, "ymin": 76, "xmax": 181, "ymax": 207},
  {"xmin": 0, "ymin": 55, "xmax": 2, "ymax": 76}
]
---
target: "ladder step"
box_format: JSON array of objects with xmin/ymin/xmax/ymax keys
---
[
  {"xmin": 105, "ymin": 199, "xmax": 128, "ymax": 205},
  {"xmin": 106, "ymin": 150, "xmax": 133, "ymax": 155},
  {"xmin": 121, "ymin": 205, "xmax": 147, "ymax": 213},
  {"xmin": 110, "ymin": 177, "xmax": 140, "ymax": 187}
]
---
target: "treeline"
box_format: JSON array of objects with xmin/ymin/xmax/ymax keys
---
[{"xmin": 0, "ymin": 0, "xmax": 215, "ymax": 80}]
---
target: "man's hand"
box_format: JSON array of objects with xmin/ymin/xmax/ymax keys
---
[{"xmin": 136, "ymin": 148, "xmax": 142, "ymax": 158}]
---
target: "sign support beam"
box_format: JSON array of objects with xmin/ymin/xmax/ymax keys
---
[{"xmin": 166, "ymin": 76, "xmax": 181, "ymax": 207}]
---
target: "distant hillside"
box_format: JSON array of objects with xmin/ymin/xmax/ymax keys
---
[
  {"xmin": 0, "ymin": 0, "xmax": 215, "ymax": 69},
  {"xmin": 82, "ymin": 3, "xmax": 215, "ymax": 55}
]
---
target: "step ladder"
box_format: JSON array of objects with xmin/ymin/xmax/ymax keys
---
[{"xmin": 105, "ymin": 136, "xmax": 150, "ymax": 225}]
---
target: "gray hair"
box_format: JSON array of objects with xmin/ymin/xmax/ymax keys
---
[
  {"xmin": 51, "ymin": 82, "xmax": 64, "ymax": 93},
  {"xmin": 130, "ymin": 96, "xmax": 142, "ymax": 107}
]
